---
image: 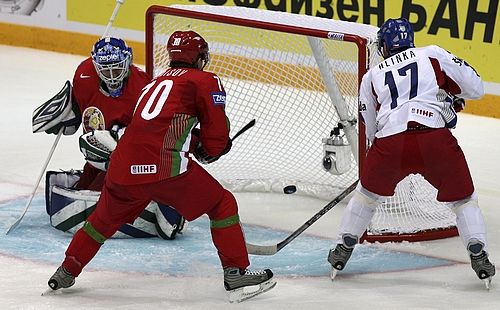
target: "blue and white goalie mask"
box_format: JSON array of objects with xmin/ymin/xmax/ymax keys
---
[{"xmin": 91, "ymin": 37, "xmax": 132, "ymax": 97}]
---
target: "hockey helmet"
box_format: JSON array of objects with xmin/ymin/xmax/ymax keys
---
[
  {"xmin": 377, "ymin": 18, "xmax": 415, "ymax": 58},
  {"xmin": 91, "ymin": 37, "xmax": 132, "ymax": 97},
  {"xmin": 167, "ymin": 31, "xmax": 209, "ymax": 69}
]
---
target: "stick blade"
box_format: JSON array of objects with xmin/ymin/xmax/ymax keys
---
[
  {"xmin": 6, "ymin": 218, "xmax": 22, "ymax": 235},
  {"xmin": 246, "ymin": 243, "xmax": 278, "ymax": 255}
]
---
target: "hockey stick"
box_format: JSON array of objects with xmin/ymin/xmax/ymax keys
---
[
  {"xmin": 231, "ymin": 119, "xmax": 256, "ymax": 142},
  {"xmin": 102, "ymin": 0, "xmax": 125, "ymax": 39},
  {"xmin": 6, "ymin": 130, "xmax": 63, "ymax": 235},
  {"xmin": 6, "ymin": 0, "xmax": 126, "ymax": 235},
  {"xmin": 245, "ymin": 180, "xmax": 358, "ymax": 255}
]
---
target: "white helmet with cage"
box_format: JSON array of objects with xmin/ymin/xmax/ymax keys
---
[{"xmin": 91, "ymin": 37, "xmax": 132, "ymax": 97}]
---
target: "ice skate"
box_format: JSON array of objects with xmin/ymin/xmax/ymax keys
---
[
  {"xmin": 468, "ymin": 240, "xmax": 495, "ymax": 290},
  {"xmin": 44, "ymin": 266, "xmax": 75, "ymax": 295},
  {"xmin": 328, "ymin": 244, "xmax": 354, "ymax": 280},
  {"xmin": 328, "ymin": 234, "xmax": 357, "ymax": 280},
  {"xmin": 224, "ymin": 267, "xmax": 276, "ymax": 303},
  {"xmin": 469, "ymin": 251, "xmax": 495, "ymax": 290}
]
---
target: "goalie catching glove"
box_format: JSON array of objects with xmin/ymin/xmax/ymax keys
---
[
  {"xmin": 32, "ymin": 80, "xmax": 81, "ymax": 135},
  {"xmin": 79, "ymin": 125, "xmax": 125, "ymax": 171}
]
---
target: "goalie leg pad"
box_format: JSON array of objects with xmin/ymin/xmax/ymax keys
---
[
  {"xmin": 45, "ymin": 170, "xmax": 82, "ymax": 214},
  {"xmin": 155, "ymin": 203, "xmax": 186, "ymax": 239},
  {"xmin": 47, "ymin": 185, "xmax": 100, "ymax": 233},
  {"xmin": 138, "ymin": 203, "xmax": 186, "ymax": 239}
]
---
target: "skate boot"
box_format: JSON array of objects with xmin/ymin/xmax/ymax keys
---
[
  {"xmin": 47, "ymin": 266, "xmax": 75, "ymax": 291},
  {"xmin": 468, "ymin": 240, "xmax": 495, "ymax": 290},
  {"xmin": 328, "ymin": 234, "xmax": 358, "ymax": 280},
  {"xmin": 223, "ymin": 267, "xmax": 276, "ymax": 303}
]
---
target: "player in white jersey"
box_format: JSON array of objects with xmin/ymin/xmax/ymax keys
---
[{"xmin": 327, "ymin": 18, "xmax": 495, "ymax": 288}]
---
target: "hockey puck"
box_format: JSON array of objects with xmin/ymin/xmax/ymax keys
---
[{"xmin": 283, "ymin": 185, "xmax": 297, "ymax": 194}]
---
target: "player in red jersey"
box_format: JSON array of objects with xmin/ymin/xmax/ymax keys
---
[
  {"xmin": 47, "ymin": 31, "xmax": 276, "ymax": 303},
  {"xmin": 33, "ymin": 37, "xmax": 185, "ymax": 239}
]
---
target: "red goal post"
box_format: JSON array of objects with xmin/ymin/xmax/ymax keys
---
[{"xmin": 145, "ymin": 5, "xmax": 458, "ymax": 243}]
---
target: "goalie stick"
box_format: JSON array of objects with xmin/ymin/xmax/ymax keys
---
[
  {"xmin": 6, "ymin": 131, "xmax": 63, "ymax": 235},
  {"xmin": 245, "ymin": 180, "xmax": 358, "ymax": 255},
  {"xmin": 6, "ymin": 0, "xmax": 127, "ymax": 235}
]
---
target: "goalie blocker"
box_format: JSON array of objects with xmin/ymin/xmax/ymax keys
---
[{"xmin": 45, "ymin": 170, "xmax": 185, "ymax": 239}]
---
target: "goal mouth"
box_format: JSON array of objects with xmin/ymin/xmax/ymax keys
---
[
  {"xmin": 146, "ymin": 5, "xmax": 457, "ymax": 243},
  {"xmin": 146, "ymin": 4, "xmax": 372, "ymax": 200}
]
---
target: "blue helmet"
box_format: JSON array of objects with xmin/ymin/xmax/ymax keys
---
[
  {"xmin": 377, "ymin": 18, "xmax": 415, "ymax": 58},
  {"xmin": 91, "ymin": 37, "xmax": 132, "ymax": 97}
]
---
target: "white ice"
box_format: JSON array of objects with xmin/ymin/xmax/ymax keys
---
[{"xmin": 0, "ymin": 45, "xmax": 499, "ymax": 309}]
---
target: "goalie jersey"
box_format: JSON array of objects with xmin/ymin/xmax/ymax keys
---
[
  {"xmin": 73, "ymin": 57, "xmax": 150, "ymax": 133},
  {"xmin": 359, "ymin": 45, "xmax": 484, "ymax": 142}
]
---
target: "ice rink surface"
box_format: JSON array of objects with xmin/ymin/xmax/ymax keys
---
[{"xmin": 0, "ymin": 45, "xmax": 499, "ymax": 309}]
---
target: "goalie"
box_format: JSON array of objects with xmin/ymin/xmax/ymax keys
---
[{"xmin": 33, "ymin": 37, "xmax": 185, "ymax": 239}]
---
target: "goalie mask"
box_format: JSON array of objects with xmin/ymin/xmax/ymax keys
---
[
  {"xmin": 167, "ymin": 31, "xmax": 209, "ymax": 70},
  {"xmin": 377, "ymin": 18, "xmax": 415, "ymax": 58},
  {"xmin": 91, "ymin": 37, "xmax": 132, "ymax": 98}
]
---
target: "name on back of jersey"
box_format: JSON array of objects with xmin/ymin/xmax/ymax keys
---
[{"xmin": 378, "ymin": 50, "xmax": 417, "ymax": 70}]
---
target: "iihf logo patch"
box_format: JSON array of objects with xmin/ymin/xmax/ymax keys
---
[
  {"xmin": 131, "ymin": 164, "xmax": 157, "ymax": 175},
  {"xmin": 211, "ymin": 92, "xmax": 226, "ymax": 106}
]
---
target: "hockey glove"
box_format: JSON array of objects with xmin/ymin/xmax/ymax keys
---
[
  {"xmin": 109, "ymin": 124, "xmax": 126, "ymax": 141},
  {"xmin": 79, "ymin": 130, "xmax": 118, "ymax": 171},
  {"xmin": 191, "ymin": 128, "xmax": 201, "ymax": 138},
  {"xmin": 189, "ymin": 128, "xmax": 201, "ymax": 153},
  {"xmin": 32, "ymin": 80, "xmax": 82, "ymax": 135},
  {"xmin": 452, "ymin": 97, "xmax": 465, "ymax": 112},
  {"xmin": 193, "ymin": 139, "xmax": 232, "ymax": 164}
]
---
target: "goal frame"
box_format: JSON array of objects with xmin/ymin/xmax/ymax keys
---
[
  {"xmin": 145, "ymin": 5, "xmax": 368, "ymax": 172},
  {"xmin": 144, "ymin": 5, "xmax": 458, "ymax": 243}
]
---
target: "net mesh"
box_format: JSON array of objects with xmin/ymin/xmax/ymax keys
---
[{"xmin": 148, "ymin": 5, "xmax": 456, "ymax": 240}]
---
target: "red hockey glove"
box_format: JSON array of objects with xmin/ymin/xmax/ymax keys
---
[{"xmin": 193, "ymin": 139, "xmax": 232, "ymax": 164}]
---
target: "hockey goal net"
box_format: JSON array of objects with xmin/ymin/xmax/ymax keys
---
[{"xmin": 145, "ymin": 5, "xmax": 457, "ymax": 242}]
